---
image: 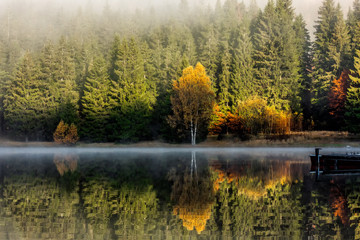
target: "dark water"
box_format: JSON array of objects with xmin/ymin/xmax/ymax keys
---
[{"xmin": 1, "ymin": 147, "xmax": 360, "ymax": 239}]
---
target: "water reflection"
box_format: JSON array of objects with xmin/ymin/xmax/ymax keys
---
[
  {"xmin": 53, "ymin": 153, "xmax": 78, "ymax": 176},
  {"xmin": 169, "ymin": 151, "xmax": 214, "ymax": 234},
  {"xmin": 1, "ymin": 148, "xmax": 360, "ymax": 238}
]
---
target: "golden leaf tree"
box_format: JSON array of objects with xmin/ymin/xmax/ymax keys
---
[
  {"xmin": 53, "ymin": 120, "xmax": 79, "ymax": 145},
  {"xmin": 169, "ymin": 63, "xmax": 215, "ymax": 145}
]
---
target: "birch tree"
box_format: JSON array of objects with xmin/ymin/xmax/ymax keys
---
[{"xmin": 169, "ymin": 63, "xmax": 215, "ymax": 145}]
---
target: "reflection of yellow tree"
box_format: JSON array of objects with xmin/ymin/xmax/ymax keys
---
[
  {"xmin": 169, "ymin": 156, "xmax": 215, "ymax": 234},
  {"xmin": 53, "ymin": 153, "xmax": 78, "ymax": 176}
]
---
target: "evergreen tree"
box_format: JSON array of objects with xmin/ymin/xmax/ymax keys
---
[
  {"xmin": 293, "ymin": 15, "xmax": 312, "ymax": 128},
  {"xmin": 53, "ymin": 37, "xmax": 79, "ymax": 125},
  {"xmin": 229, "ymin": 21, "xmax": 254, "ymax": 108},
  {"xmin": 81, "ymin": 56, "xmax": 111, "ymax": 141},
  {"xmin": 347, "ymin": 0, "xmax": 360, "ymax": 56},
  {"xmin": 109, "ymin": 37, "xmax": 156, "ymax": 141},
  {"xmin": 216, "ymin": 41, "xmax": 232, "ymax": 109},
  {"xmin": 252, "ymin": 0, "xmax": 300, "ymax": 110},
  {"xmin": 38, "ymin": 42, "xmax": 59, "ymax": 137},
  {"xmin": 197, "ymin": 23, "xmax": 219, "ymax": 84},
  {"xmin": 345, "ymin": 50, "xmax": 360, "ymax": 133},
  {"xmin": 3, "ymin": 53, "xmax": 47, "ymax": 141},
  {"xmin": 312, "ymin": 0, "xmax": 350, "ymax": 128}
]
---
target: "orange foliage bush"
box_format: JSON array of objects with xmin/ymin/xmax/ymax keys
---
[
  {"xmin": 209, "ymin": 96, "xmax": 291, "ymax": 136},
  {"xmin": 329, "ymin": 69, "xmax": 350, "ymax": 119},
  {"xmin": 53, "ymin": 120, "xmax": 79, "ymax": 145},
  {"xmin": 208, "ymin": 105, "xmax": 228, "ymax": 135}
]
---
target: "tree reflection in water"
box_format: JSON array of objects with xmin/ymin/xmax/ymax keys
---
[
  {"xmin": 1, "ymin": 150, "xmax": 360, "ymax": 238},
  {"xmin": 169, "ymin": 151, "xmax": 215, "ymax": 234},
  {"xmin": 53, "ymin": 153, "xmax": 78, "ymax": 176}
]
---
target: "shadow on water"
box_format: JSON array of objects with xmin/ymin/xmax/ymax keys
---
[{"xmin": 0, "ymin": 147, "xmax": 360, "ymax": 239}]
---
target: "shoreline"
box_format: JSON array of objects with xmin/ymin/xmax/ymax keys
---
[{"xmin": 0, "ymin": 131, "xmax": 359, "ymax": 148}]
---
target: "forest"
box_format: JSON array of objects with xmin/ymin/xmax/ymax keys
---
[{"xmin": 1, "ymin": 0, "xmax": 360, "ymax": 142}]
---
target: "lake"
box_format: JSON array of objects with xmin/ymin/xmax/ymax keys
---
[{"xmin": 0, "ymin": 147, "xmax": 359, "ymax": 239}]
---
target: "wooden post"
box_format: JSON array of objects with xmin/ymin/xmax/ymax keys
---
[{"xmin": 315, "ymin": 148, "xmax": 321, "ymax": 181}]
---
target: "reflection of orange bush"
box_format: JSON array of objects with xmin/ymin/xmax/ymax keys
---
[
  {"xmin": 173, "ymin": 204, "xmax": 212, "ymax": 234},
  {"xmin": 330, "ymin": 186, "xmax": 350, "ymax": 226},
  {"xmin": 53, "ymin": 154, "xmax": 78, "ymax": 176},
  {"xmin": 211, "ymin": 163, "xmax": 291, "ymax": 200}
]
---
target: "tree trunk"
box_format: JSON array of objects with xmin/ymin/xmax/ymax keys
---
[
  {"xmin": 193, "ymin": 124, "xmax": 197, "ymax": 145},
  {"xmin": 190, "ymin": 120, "xmax": 195, "ymax": 145}
]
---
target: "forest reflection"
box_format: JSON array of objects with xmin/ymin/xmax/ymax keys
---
[{"xmin": 0, "ymin": 150, "xmax": 360, "ymax": 239}]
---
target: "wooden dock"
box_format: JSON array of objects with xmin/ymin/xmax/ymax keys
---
[{"xmin": 310, "ymin": 148, "xmax": 360, "ymax": 179}]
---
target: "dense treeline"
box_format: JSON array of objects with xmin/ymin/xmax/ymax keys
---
[{"xmin": 1, "ymin": 0, "xmax": 360, "ymax": 142}]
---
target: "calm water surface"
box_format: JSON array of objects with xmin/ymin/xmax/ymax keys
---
[{"xmin": 0, "ymin": 147, "xmax": 359, "ymax": 239}]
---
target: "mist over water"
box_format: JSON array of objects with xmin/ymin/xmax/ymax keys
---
[
  {"xmin": 1, "ymin": 146, "xmax": 360, "ymax": 238},
  {"xmin": 0, "ymin": 146, "xmax": 355, "ymax": 158}
]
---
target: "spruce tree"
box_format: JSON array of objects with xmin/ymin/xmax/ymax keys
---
[
  {"xmin": 229, "ymin": 22, "xmax": 254, "ymax": 108},
  {"xmin": 53, "ymin": 37, "xmax": 79, "ymax": 125},
  {"xmin": 109, "ymin": 37, "xmax": 156, "ymax": 141},
  {"xmin": 216, "ymin": 41, "xmax": 232, "ymax": 109},
  {"xmin": 312, "ymin": 0, "xmax": 350, "ymax": 128},
  {"xmin": 252, "ymin": 1, "xmax": 278, "ymax": 102},
  {"xmin": 347, "ymin": 0, "xmax": 360, "ymax": 62},
  {"xmin": 252, "ymin": 0, "xmax": 300, "ymax": 110},
  {"xmin": 3, "ymin": 53, "xmax": 47, "ymax": 141},
  {"xmin": 345, "ymin": 50, "xmax": 360, "ymax": 133},
  {"xmin": 81, "ymin": 56, "xmax": 111, "ymax": 141},
  {"xmin": 38, "ymin": 42, "xmax": 58, "ymax": 137},
  {"xmin": 197, "ymin": 23, "xmax": 219, "ymax": 83},
  {"xmin": 293, "ymin": 15, "xmax": 312, "ymax": 128}
]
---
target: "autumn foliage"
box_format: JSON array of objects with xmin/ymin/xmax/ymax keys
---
[
  {"xmin": 169, "ymin": 63, "xmax": 215, "ymax": 145},
  {"xmin": 329, "ymin": 69, "xmax": 350, "ymax": 120},
  {"xmin": 53, "ymin": 120, "xmax": 79, "ymax": 145},
  {"xmin": 209, "ymin": 96, "xmax": 291, "ymax": 137}
]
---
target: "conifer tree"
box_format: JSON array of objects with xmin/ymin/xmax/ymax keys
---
[
  {"xmin": 197, "ymin": 23, "xmax": 219, "ymax": 83},
  {"xmin": 216, "ymin": 42, "xmax": 231, "ymax": 109},
  {"xmin": 347, "ymin": 0, "xmax": 360, "ymax": 55},
  {"xmin": 293, "ymin": 15, "xmax": 312, "ymax": 128},
  {"xmin": 53, "ymin": 37, "xmax": 79, "ymax": 125},
  {"xmin": 345, "ymin": 50, "xmax": 360, "ymax": 133},
  {"xmin": 229, "ymin": 21, "xmax": 254, "ymax": 108},
  {"xmin": 252, "ymin": 0, "xmax": 300, "ymax": 110},
  {"xmin": 312, "ymin": 0, "xmax": 350, "ymax": 128},
  {"xmin": 3, "ymin": 53, "xmax": 47, "ymax": 141},
  {"xmin": 81, "ymin": 56, "xmax": 110, "ymax": 141},
  {"xmin": 109, "ymin": 37, "xmax": 156, "ymax": 141}
]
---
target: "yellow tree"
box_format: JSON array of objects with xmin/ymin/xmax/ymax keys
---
[{"xmin": 169, "ymin": 63, "xmax": 215, "ymax": 145}]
